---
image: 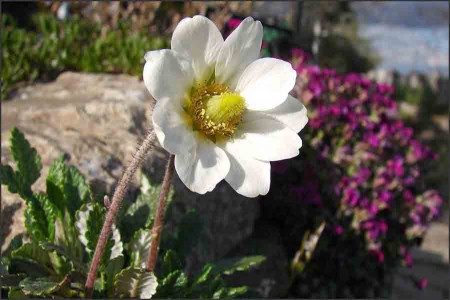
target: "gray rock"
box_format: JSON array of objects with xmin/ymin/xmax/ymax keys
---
[{"xmin": 1, "ymin": 72, "xmax": 259, "ymax": 264}]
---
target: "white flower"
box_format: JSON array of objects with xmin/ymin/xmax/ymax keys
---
[{"xmin": 143, "ymin": 16, "xmax": 308, "ymax": 198}]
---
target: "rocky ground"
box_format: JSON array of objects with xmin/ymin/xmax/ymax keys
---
[{"xmin": 1, "ymin": 72, "xmax": 448, "ymax": 298}]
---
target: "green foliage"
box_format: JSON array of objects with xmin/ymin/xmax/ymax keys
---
[
  {"xmin": 114, "ymin": 267, "xmax": 158, "ymax": 299},
  {"xmin": 2, "ymin": 13, "xmax": 169, "ymax": 99},
  {"xmin": 1, "ymin": 128, "xmax": 265, "ymax": 298},
  {"xmin": 0, "ymin": 127, "xmax": 41, "ymax": 197}
]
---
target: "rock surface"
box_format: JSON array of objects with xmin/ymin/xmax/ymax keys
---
[{"xmin": 1, "ymin": 72, "xmax": 259, "ymax": 271}]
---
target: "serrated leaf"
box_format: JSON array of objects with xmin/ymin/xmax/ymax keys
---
[
  {"xmin": 39, "ymin": 242, "xmax": 85, "ymax": 273},
  {"xmin": 120, "ymin": 175, "xmax": 162, "ymax": 242},
  {"xmin": 11, "ymin": 243, "xmax": 51, "ymax": 272},
  {"xmin": 129, "ymin": 229, "xmax": 152, "ymax": 268},
  {"xmin": 105, "ymin": 256, "xmax": 124, "ymax": 297},
  {"xmin": 0, "ymin": 164, "xmax": 20, "ymax": 194},
  {"xmin": 24, "ymin": 199, "xmax": 48, "ymax": 242},
  {"xmin": 75, "ymin": 203, "xmax": 123, "ymax": 264},
  {"xmin": 161, "ymin": 250, "xmax": 182, "ymax": 278},
  {"xmin": 46, "ymin": 156, "xmax": 90, "ymax": 217},
  {"xmin": 211, "ymin": 255, "xmax": 266, "ymax": 276},
  {"xmin": 10, "ymin": 127, "xmax": 42, "ymax": 189},
  {"xmin": 11, "ymin": 243, "xmax": 72, "ymax": 278},
  {"xmin": 75, "ymin": 203, "xmax": 103, "ymax": 255},
  {"xmin": 192, "ymin": 264, "xmax": 214, "ymax": 286},
  {"xmin": 8, "ymin": 288, "xmax": 29, "ymax": 299},
  {"xmin": 212, "ymin": 286, "xmax": 249, "ymax": 299},
  {"xmin": 54, "ymin": 208, "xmax": 83, "ymax": 260},
  {"xmin": 113, "ymin": 267, "xmax": 158, "ymax": 299},
  {"xmin": 36, "ymin": 193, "xmax": 57, "ymax": 241},
  {"xmin": 154, "ymin": 270, "xmax": 188, "ymax": 298},
  {"xmin": 19, "ymin": 277, "xmax": 59, "ymax": 296}
]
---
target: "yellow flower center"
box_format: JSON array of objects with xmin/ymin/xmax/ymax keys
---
[{"xmin": 185, "ymin": 82, "xmax": 246, "ymax": 142}]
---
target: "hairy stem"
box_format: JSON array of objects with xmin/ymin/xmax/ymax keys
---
[
  {"xmin": 84, "ymin": 130, "xmax": 156, "ymax": 298},
  {"xmin": 146, "ymin": 154, "xmax": 175, "ymax": 272}
]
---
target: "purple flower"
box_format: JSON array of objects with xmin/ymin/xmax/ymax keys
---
[
  {"xmin": 377, "ymin": 190, "xmax": 392, "ymax": 203},
  {"xmin": 333, "ymin": 225, "xmax": 344, "ymax": 235},
  {"xmin": 370, "ymin": 249, "xmax": 385, "ymax": 263},
  {"xmin": 415, "ymin": 278, "xmax": 428, "ymax": 290}
]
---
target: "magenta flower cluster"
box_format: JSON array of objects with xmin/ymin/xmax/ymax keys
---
[{"xmin": 288, "ymin": 48, "xmax": 442, "ymax": 266}]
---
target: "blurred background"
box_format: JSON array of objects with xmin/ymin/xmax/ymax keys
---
[{"xmin": 1, "ymin": 1, "xmax": 448, "ymax": 299}]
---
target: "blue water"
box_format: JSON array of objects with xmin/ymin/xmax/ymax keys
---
[{"xmin": 352, "ymin": 2, "xmax": 449, "ymax": 75}]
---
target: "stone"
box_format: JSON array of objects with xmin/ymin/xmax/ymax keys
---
[{"xmin": 1, "ymin": 72, "xmax": 259, "ymax": 263}]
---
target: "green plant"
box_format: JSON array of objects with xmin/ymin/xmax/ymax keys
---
[
  {"xmin": 2, "ymin": 13, "xmax": 169, "ymax": 100},
  {"xmin": 0, "ymin": 128, "xmax": 265, "ymax": 298}
]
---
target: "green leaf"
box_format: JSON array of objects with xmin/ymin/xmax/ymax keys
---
[
  {"xmin": 11, "ymin": 243, "xmax": 52, "ymax": 269},
  {"xmin": 0, "ymin": 164, "xmax": 20, "ymax": 194},
  {"xmin": 192, "ymin": 264, "xmax": 214, "ymax": 287},
  {"xmin": 113, "ymin": 267, "xmax": 158, "ymax": 299},
  {"xmin": 36, "ymin": 193, "xmax": 57, "ymax": 241},
  {"xmin": 39, "ymin": 242, "xmax": 85, "ymax": 273},
  {"xmin": 211, "ymin": 256, "xmax": 266, "ymax": 276},
  {"xmin": 155, "ymin": 270, "xmax": 188, "ymax": 298},
  {"xmin": 120, "ymin": 175, "xmax": 163, "ymax": 242},
  {"xmin": 75, "ymin": 203, "xmax": 104, "ymax": 255},
  {"xmin": 24, "ymin": 198, "xmax": 48, "ymax": 242},
  {"xmin": 54, "ymin": 209, "xmax": 83, "ymax": 260},
  {"xmin": 161, "ymin": 250, "xmax": 182, "ymax": 278},
  {"xmin": 10, "ymin": 127, "xmax": 42, "ymax": 189},
  {"xmin": 105, "ymin": 256, "xmax": 125, "ymax": 297},
  {"xmin": 8, "ymin": 288, "xmax": 29, "ymax": 299},
  {"xmin": 129, "ymin": 229, "xmax": 152, "ymax": 269},
  {"xmin": 213, "ymin": 286, "xmax": 249, "ymax": 299},
  {"xmin": 11, "ymin": 243, "xmax": 72, "ymax": 278},
  {"xmin": 75, "ymin": 203, "xmax": 123, "ymax": 264},
  {"xmin": 19, "ymin": 277, "xmax": 59, "ymax": 296},
  {"xmin": 46, "ymin": 156, "xmax": 90, "ymax": 217}
]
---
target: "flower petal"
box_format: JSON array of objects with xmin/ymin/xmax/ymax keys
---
[
  {"xmin": 235, "ymin": 113, "xmax": 303, "ymax": 161},
  {"xmin": 152, "ymin": 98, "xmax": 195, "ymax": 155},
  {"xmin": 236, "ymin": 58, "xmax": 297, "ymax": 111},
  {"xmin": 175, "ymin": 139, "xmax": 230, "ymax": 194},
  {"xmin": 143, "ymin": 49, "xmax": 193, "ymax": 103},
  {"xmin": 261, "ymin": 95, "xmax": 308, "ymax": 132},
  {"xmin": 215, "ymin": 17, "xmax": 263, "ymax": 88},
  {"xmin": 222, "ymin": 139, "xmax": 270, "ymax": 198},
  {"xmin": 172, "ymin": 15, "xmax": 224, "ymax": 81}
]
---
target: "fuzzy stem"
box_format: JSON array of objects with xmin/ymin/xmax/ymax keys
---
[
  {"xmin": 146, "ymin": 154, "xmax": 175, "ymax": 272},
  {"xmin": 84, "ymin": 130, "xmax": 156, "ymax": 298}
]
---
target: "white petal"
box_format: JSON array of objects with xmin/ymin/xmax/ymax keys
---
[
  {"xmin": 235, "ymin": 113, "xmax": 303, "ymax": 161},
  {"xmin": 261, "ymin": 95, "xmax": 308, "ymax": 133},
  {"xmin": 222, "ymin": 139, "xmax": 271, "ymax": 198},
  {"xmin": 236, "ymin": 58, "xmax": 297, "ymax": 111},
  {"xmin": 175, "ymin": 139, "xmax": 230, "ymax": 194},
  {"xmin": 215, "ymin": 17, "xmax": 263, "ymax": 88},
  {"xmin": 143, "ymin": 49, "xmax": 193, "ymax": 103},
  {"xmin": 172, "ymin": 15, "xmax": 224, "ymax": 81},
  {"xmin": 152, "ymin": 98, "xmax": 195, "ymax": 155}
]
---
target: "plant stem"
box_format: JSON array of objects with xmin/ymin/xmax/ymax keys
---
[
  {"xmin": 84, "ymin": 130, "xmax": 156, "ymax": 298},
  {"xmin": 146, "ymin": 154, "xmax": 175, "ymax": 272}
]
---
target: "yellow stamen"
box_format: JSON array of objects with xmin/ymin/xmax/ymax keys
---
[{"xmin": 185, "ymin": 82, "xmax": 246, "ymax": 141}]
